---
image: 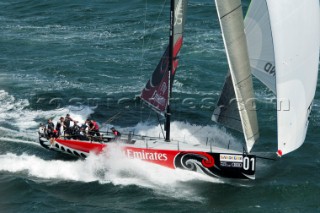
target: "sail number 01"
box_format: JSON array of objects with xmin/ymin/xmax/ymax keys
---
[{"xmin": 243, "ymin": 157, "xmax": 255, "ymax": 171}]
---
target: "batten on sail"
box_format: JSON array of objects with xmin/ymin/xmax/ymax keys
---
[{"xmin": 214, "ymin": 0, "xmax": 259, "ymax": 152}]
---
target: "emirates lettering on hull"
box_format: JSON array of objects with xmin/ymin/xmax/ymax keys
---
[{"xmin": 126, "ymin": 149, "xmax": 168, "ymax": 161}]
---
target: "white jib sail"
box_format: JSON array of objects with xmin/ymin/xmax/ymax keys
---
[
  {"xmin": 215, "ymin": 0, "xmax": 259, "ymax": 152},
  {"xmin": 266, "ymin": 0, "xmax": 320, "ymax": 156}
]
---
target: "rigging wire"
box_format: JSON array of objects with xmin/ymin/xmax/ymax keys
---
[
  {"xmin": 157, "ymin": 113, "xmax": 166, "ymax": 139},
  {"xmin": 139, "ymin": 0, "xmax": 148, "ymax": 75},
  {"xmin": 138, "ymin": 0, "xmax": 169, "ymax": 136},
  {"xmin": 139, "ymin": 0, "xmax": 167, "ymax": 74},
  {"xmin": 105, "ymin": 112, "xmax": 122, "ymax": 124}
]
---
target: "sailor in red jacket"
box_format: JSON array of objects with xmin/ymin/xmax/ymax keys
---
[
  {"xmin": 87, "ymin": 119, "xmax": 100, "ymax": 137},
  {"xmin": 111, "ymin": 127, "xmax": 121, "ymax": 140}
]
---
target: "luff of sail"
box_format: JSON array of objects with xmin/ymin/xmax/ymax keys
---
[
  {"xmin": 140, "ymin": 0, "xmax": 187, "ymax": 114},
  {"xmin": 214, "ymin": 0, "xmax": 259, "ymax": 152}
]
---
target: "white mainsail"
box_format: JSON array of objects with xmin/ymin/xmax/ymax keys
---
[
  {"xmin": 214, "ymin": 0, "xmax": 259, "ymax": 152},
  {"xmin": 245, "ymin": 0, "xmax": 320, "ymax": 156}
]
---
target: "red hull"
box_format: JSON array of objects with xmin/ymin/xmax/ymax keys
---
[{"xmin": 53, "ymin": 138, "xmax": 256, "ymax": 179}]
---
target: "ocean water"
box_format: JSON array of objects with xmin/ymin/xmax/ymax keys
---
[{"xmin": 0, "ymin": 0, "xmax": 320, "ymax": 212}]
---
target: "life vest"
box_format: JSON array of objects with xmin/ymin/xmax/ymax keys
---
[
  {"xmin": 92, "ymin": 121, "xmax": 99, "ymax": 130},
  {"xmin": 113, "ymin": 130, "xmax": 121, "ymax": 136}
]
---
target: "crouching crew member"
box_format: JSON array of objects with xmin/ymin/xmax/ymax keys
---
[{"xmin": 111, "ymin": 127, "xmax": 121, "ymax": 140}]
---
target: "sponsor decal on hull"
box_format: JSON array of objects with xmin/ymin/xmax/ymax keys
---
[
  {"xmin": 220, "ymin": 154, "xmax": 243, "ymax": 162},
  {"xmin": 123, "ymin": 147, "xmax": 178, "ymax": 169},
  {"xmin": 126, "ymin": 149, "xmax": 168, "ymax": 161},
  {"xmin": 174, "ymin": 152, "xmax": 256, "ymax": 179},
  {"xmin": 220, "ymin": 154, "xmax": 243, "ymax": 168}
]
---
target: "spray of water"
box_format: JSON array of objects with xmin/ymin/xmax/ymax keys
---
[{"xmin": 0, "ymin": 144, "xmax": 221, "ymax": 201}]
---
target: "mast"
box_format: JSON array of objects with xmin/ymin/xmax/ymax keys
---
[
  {"xmin": 165, "ymin": 0, "xmax": 175, "ymax": 142},
  {"xmin": 140, "ymin": 0, "xmax": 187, "ymax": 142}
]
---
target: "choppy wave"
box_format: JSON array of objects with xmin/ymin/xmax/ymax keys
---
[{"xmin": 0, "ymin": 90, "xmax": 94, "ymax": 140}]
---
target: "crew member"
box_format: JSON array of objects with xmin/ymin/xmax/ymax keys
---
[
  {"xmin": 56, "ymin": 117, "xmax": 64, "ymax": 137},
  {"xmin": 90, "ymin": 120, "xmax": 100, "ymax": 137},
  {"xmin": 111, "ymin": 127, "xmax": 121, "ymax": 140},
  {"xmin": 71, "ymin": 121, "xmax": 81, "ymax": 139},
  {"xmin": 50, "ymin": 129, "xmax": 59, "ymax": 148},
  {"xmin": 64, "ymin": 114, "xmax": 74, "ymax": 136},
  {"xmin": 46, "ymin": 119, "xmax": 54, "ymax": 139}
]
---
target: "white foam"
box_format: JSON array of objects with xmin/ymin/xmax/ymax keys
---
[
  {"xmin": 0, "ymin": 137, "xmax": 41, "ymax": 147},
  {"xmin": 119, "ymin": 121, "xmax": 241, "ymax": 150},
  {"xmin": 0, "ymin": 90, "xmax": 29, "ymax": 122},
  {"xmin": 0, "ymin": 90, "xmax": 94, "ymax": 140},
  {"xmin": 0, "ymin": 147, "xmax": 221, "ymax": 201}
]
